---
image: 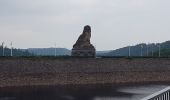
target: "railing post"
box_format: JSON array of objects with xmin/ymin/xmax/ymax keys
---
[
  {"xmin": 159, "ymin": 96, "xmax": 161, "ymax": 100},
  {"xmin": 168, "ymin": 92, "xmax": 170, "ymax": 100}
]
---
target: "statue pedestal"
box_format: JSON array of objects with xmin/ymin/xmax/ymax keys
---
[{"xmin": 72, "ymin": 48, "xmax": 96, "ymax": 57}]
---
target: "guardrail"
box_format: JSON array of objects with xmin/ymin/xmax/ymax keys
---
[{"xmin": 141, "ymin": 87, "xmax": 170, "ymax": 100}]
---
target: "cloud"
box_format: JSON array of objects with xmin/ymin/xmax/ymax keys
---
[
  {"xmin": 69, "ymin": 0, "xmax": 97, "ymax": 6},
  {"xmin": 0, "ymin": 0, "xmax": 170, "ymax": 50}
]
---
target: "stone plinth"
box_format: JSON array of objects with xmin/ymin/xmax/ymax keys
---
[{"xmin": 72, "ymin": 48, "xmax": 96, "ymax": 57}]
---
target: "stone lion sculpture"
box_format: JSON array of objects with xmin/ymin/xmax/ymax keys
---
[
  {"xmin": 72, "ymin": 25, "xmax": 96, "ymax": 57},
  {"xmin": 73, "ymin": 25, "xmax": 94, "ymax": 49}
]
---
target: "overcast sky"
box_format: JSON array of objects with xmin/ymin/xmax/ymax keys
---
[{"xmin": 0, "ymin": 0, "xmax": 170, "ymax": 50}]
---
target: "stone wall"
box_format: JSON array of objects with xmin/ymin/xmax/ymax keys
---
[{"xmin": 0, "ymin": 58, "xmax": 170, "ymax": 87}]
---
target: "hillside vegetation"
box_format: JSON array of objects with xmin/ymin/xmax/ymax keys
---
[
  {"xmin": 0, "ymin": 45, "xmax": 32, "ymax": 56},
  {"xmin": 105, "ymin": 41, "xmax": 170, "ymax": 57}
]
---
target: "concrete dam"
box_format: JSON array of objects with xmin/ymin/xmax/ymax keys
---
[{"xmin": 0, "ymin": 57, "xmax": 170, "ymax": 87}]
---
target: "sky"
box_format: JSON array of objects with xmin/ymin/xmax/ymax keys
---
[{"xmin": 0, "ymin": 0, "xmax": 170, "ymax": 50}]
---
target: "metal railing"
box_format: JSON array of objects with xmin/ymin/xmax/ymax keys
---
[{"xmin": 141, "ymin": 87, "xmax": 170, "ymax": 100}]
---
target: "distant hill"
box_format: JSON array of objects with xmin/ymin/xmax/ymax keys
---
[
  {"xmin": 2, "ymin": 40, "xmax": 170, "ymax": 57},
  {"xmin": 153, "ymin": 49, "xmax": 170, "ymax": 57},
  {"xmin": 26, "ymin": 48, "xmax": 111, "ymax": 56},
  {"xmin": 23, "ymin": 41, "xmax": 170, "ymax": 57},
  {"xmin": 104, "ymin": 41, "xmax": 170, "ymax": 57},
  {"xmin": 96, "ymin": 51, "xmax": 111, "ymax": 56},
  {"xmin": 0, "ymin": 45, "xmax": 32, "ymax": 56},
  {"xmin": 26, "ymin": 48, "xmax": 71, "ymax": 56}
]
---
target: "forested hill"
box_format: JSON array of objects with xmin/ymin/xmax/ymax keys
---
[
  {"xmin": 105, "ymin": 41, "xmax": 170, "ymax": 57},
  {"xmin": 1, "ymin": 40, "xmax": 170, "ymax": 57},
  {"xmin": 26, "ymin": 48, "xmax": 71, "ymax": 56},
  {"xmin": 0, "ymin": 45, "xmax": 32, "ymax": 56}
]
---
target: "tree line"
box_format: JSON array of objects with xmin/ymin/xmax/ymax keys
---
[{"xmin": 0, "ymin": 45, "xmax": 33, "ymax": 56}]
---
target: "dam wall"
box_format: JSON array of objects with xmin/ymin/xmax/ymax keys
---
[{"xmin": 0, "ymin": 57, "xmax": 170, "ymax": 87}]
